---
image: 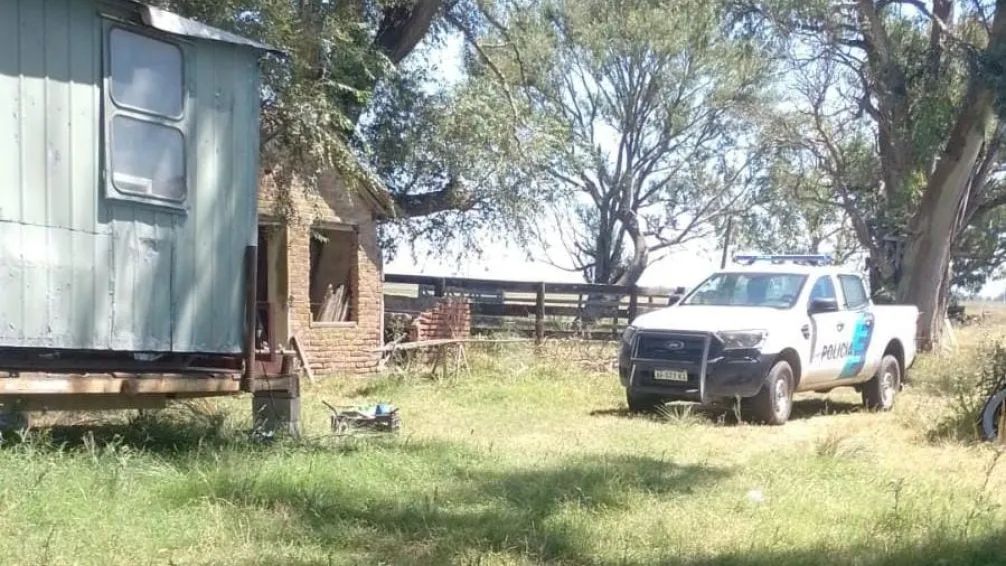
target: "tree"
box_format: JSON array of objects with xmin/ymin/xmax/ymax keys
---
[
  {"xmin": 743, "ymin": 0, "xmax": 1006, "ymax": 348},
  {"xmin": 472, "ymin": 0, "xmax": 775, "ymax": 285},
  {"xmin": 734, "ymin": 139, "xmax": 863, "ymax": 264},
  {"xmin": 953, "ymin": 207, "xmax": 1006, "ymax": 292},
  {"xmin": 360, "ymin": 61, "xmax": 563, "ymax": 261}
]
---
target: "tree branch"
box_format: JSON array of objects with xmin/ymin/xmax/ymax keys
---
[
  {"xmin": 389, "ymin": 177, "xmax": 477, "ymax": 218},
  {"xmin": 375, "ymin": 0, "xmax": 447, "ymax": 64}
]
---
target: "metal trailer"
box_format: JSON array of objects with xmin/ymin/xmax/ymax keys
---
[{"xmin": 0, "ymin": 0, "xmax": 299, "ymax": 433}]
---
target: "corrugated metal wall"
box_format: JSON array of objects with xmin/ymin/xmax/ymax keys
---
[{"xmin": 0, "ymin": 0, "xmax": 260, "ymax": 354}]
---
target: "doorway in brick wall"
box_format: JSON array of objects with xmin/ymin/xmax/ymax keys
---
[{"xmin": 256, "ymin": 220, "xmax": 290, "ymax": 358}]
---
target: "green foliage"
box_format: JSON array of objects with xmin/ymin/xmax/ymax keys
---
[
  {"xmin": 362, "ymin": 59, "xmax": 561, "ymax": 262},
  {"xmin": 954, "ymin": 207, "xmax": 1006, "ymax": 292},
  {"xmin": 148, "ymin": 0, "xmax": 1006, "ymax": 279},
  {"xmin": 742, "ymin": 0, "xmax": 1006, "ymax": 300},
  {"xmin": 737, "ymin": 107, "xmax": 873, "ymax": 260},
  {"xmin": 154, "ymin": 0, "xmax": 391, "ymax": 208},
  {"xmin": 149, "ymin": 0, "xmax": 552, "ymax": 260}
]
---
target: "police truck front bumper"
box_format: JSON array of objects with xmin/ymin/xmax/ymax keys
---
[{"xmin": 618, "ymin": 329, "xmax": 774, "ymax": 404}]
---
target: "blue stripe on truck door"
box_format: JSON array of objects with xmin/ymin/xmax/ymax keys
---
[{"xmin": 839, "ymin": 313, "xmax": 875, "ymax": 379}]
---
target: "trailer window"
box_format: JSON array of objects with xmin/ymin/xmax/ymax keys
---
[
  {"xmin": 110, "ymin": 28, "xmax": 183, "ymax": 118},
  {"xmin": 105, "ymin": 26, "xmax": 187, "ymax": 204},
  {"xmin": 111, "ymin": 116, "xmax": 186, "ymax": 201}
]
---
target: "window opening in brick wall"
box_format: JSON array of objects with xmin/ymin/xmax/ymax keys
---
[{"xmin": 309, "ymin": 226, "xmax": 357, "ymax": 323}]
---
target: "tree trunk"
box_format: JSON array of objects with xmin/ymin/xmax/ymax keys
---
[
  {"xmin": 342, "ymin": 0, "xmax": 447, "ymax": 127},
  {"xmin": 935, "ymin": 258, "xmax": 953, "ymax": 348},
  {"xmin": 897, "ymin": 90, "xmax": 995, "ymax": 350},
  {"xmin": 375, "ymin": 0, "xmax": 445, "ymax": 64}
]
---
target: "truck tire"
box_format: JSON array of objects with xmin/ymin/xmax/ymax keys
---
[
  {"xmin": 862, "ymin": 354, "xmax": 899, "ymax": 411},
  {"xmin": 0, "ymin": 408, "xmax": 29, "ymax": 433},
  {"xmin": 744, "ymin": 360, "xmax": 793, "ymax": 425},
  {"xmin": 978, "ymin": 388, "xmax": 1006, "ymax": 442},
  {"xmin": 626, "ymin": 390, "xmax": 663, "ymax": 413}
]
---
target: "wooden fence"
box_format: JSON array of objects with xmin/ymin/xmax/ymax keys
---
[{"xmin": 383, "ymin": 274, "xmax": 686, "ymax": 342}]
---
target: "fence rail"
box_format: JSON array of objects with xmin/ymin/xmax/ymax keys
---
[{"xmin": 383, "ymin": 273, "xmax": 686, "ymax": 343}]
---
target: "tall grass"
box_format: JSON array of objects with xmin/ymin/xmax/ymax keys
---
[
  {"xmin": 913, "ymin": 335, "xmax": 1006, "ymax": 443},
  {"xmin": 5, "ymin": 327, "xmax": 1006, "ymax": 564}
]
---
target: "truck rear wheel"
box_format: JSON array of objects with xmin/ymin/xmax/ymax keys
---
[
  {"xmin": 743, "ymin": 360, "xmax": 793, "ymax": 425},
  {"xmin": 863, "ymin": 354, "xmax": 899, "ymax": 411},
  {"xmin": 626, "ymin": 390, "xmax": 663, "ymax": 413},
  {"xmin": 979, "ymin": 388, "xmax": 1006, "ymax": 442}
]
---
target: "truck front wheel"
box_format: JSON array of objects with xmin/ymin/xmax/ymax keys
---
[
  {"xmin": 743, "ymin": 360, "xmax": 794, "ymax": 425},
  {"xmin": 863, "ymin": 354, "xmax": 900, "ymax": 411}
]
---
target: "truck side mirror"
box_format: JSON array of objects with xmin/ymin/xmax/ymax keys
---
[
  {"xmin": 809, "ymin": 297, "xmax": 839, "ymax": 314},
  {"xmin": 668, "ymin": 295, "xmax": 681, "ymax": 306}
]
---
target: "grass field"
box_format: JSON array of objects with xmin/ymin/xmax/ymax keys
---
[{"xmin": 7, "ymin": 312, "xmax": 1006, "ymax": 565}]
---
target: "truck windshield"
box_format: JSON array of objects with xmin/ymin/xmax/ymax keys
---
[{"xmin": 682, "ymin": 272, "xmax": 808, "ymax": 308}]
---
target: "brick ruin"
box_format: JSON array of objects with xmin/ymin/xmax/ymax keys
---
[{"xmin": 257, "ymin": 170, "xmax": 390, "ymax": 376}]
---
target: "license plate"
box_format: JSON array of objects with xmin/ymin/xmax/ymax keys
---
[{"xmin": 653, "ymin": 369, "xmax": 688, "ymax": 382}]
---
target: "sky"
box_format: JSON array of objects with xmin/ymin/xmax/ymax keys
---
[
  {"xmin": 381, "ymin": 23, "xmax": 1006, "ymax": 299},
  {"xmin": 386, "ymin": 234, "xmax": 726, "ymax": 290}
]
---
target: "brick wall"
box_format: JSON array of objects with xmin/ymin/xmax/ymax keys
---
[
  {"xmin": 406, "ymin": 298, "xmax": 472, "ymax": 342},
  {"xmin": 258, "ymin": 170, "xmax": 385, "ymax": 375}
]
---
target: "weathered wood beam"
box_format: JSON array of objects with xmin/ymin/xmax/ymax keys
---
[{"xmin": 0, "ymin": 375, "xmax": 296, "ymax": 396}]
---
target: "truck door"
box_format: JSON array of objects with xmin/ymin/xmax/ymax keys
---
[
  {"xmin": 834, "ymin": 274, "xmax": 877, "ymax": 380},
  {"xmin": 803, "ymin": 275, "xmax": 852, "ymax": 384}
]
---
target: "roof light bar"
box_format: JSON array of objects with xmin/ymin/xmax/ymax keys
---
[{"xmin": 732, "ymin": 254, "xmax": 833, "ymax": 266}]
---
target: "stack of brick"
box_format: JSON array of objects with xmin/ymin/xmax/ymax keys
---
[{"xmin": 407, "ymin": 298, "xmax": 472, "ymax": 343}]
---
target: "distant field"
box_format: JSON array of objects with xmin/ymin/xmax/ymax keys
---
[{"xmin": 5, "ymin": 322, "xmax": 1006, "ymax": 564}]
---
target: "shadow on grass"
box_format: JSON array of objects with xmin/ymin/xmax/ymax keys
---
[
  {"xmin": 664, "ymin": 531, "xmax": 1006, "ymax": 566},
  {"xmin": 347, "ymin": 378, "xmax": 411, "ymax": 399},
  {"xmin": 788, "ymin": 397, "xmax": 863, "ymax": 420},
  {"xmin": 2, "ymin": 404, "xmax": 247, "ymax": 456},
  {"xmin": 590, "ymin": 397, "xmax": 862, "ymax": 426},
  {"xmin": 228, "ymin": 527, "xmax": 1006, "ymax": 566},
  {"xmin": 169, "ymin": 444, "xmax": 731, "ymax": 565},
  {"xmin": 589, "ymin": 407, "xmax": 652, "ymax": 419},
  {"xmin": 166, "ymin": 434, "xmax": 1006, "ymax": 566}
]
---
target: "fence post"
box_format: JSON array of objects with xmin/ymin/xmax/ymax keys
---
[
  {"xmin": 628, "ymin": 286, "xmax": 639, "ymax": 323},
  {"xmin": 535, "ymin": 282, "xmax": 546, "ymax": 345}
]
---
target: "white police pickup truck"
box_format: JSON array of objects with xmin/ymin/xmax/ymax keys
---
[{"xmin": 618, "ymin": 255, "xmax": 920, "ymax": 425}]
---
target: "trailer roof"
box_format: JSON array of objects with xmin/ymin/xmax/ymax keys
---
[{"xmin": 128, "ymin": 2, "xmax": 284, "ymax": 56}]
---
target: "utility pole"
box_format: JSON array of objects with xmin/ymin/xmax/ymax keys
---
[{"xmin": 720, "ymin": 217, "xmax": 733, "ymax": 269}]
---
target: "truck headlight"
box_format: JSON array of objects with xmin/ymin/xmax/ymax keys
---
[
  {"xmin": 716, "ymin": 330, "xmax": 767, "ymax": 350},
  {"xmin": 619, "ymin": 326, "xmax": 637, "ymax": 365},
  {"xmin": 621, "ymin": 325, "xmax": 638, "ymax": 345}
]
